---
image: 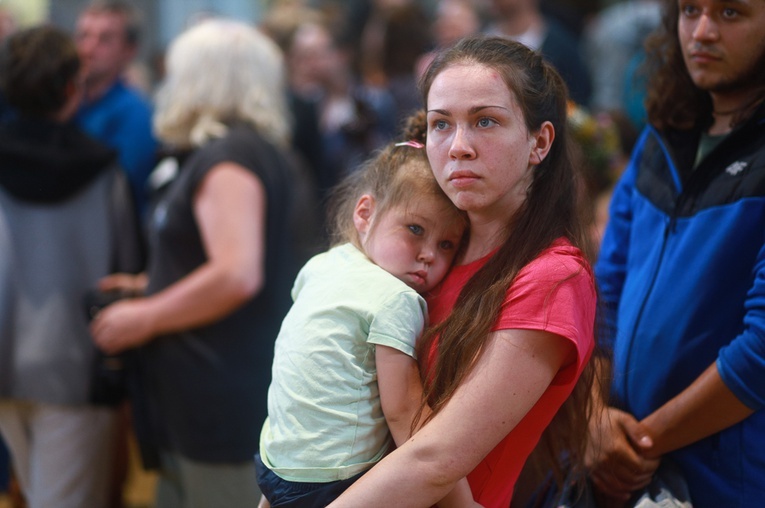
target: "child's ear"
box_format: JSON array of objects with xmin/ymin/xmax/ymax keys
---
[{"xmin": 353, "ymin": 194, "xmax": 375, "ymax": 237}]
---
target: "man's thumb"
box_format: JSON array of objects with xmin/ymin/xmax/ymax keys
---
[{"xmin": 624, "ymin": 418, "xmax": 653, "ymax": 451}]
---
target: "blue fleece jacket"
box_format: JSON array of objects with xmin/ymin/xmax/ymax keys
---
[{"xmin": 595, "ymin": 104, "xmax": 765, "ymax": 507}]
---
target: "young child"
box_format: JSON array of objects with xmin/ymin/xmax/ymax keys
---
[{"xmin": 255, "ymin": 113, "xmax": 474, "ymax": 508}]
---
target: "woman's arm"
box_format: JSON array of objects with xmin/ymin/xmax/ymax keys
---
[
  {"xmin": 329, "ymin": 328, "xmax": 572, "ymax": 508},
  {"xmin": 91, "ymin": 162, "xmax": 267, "ymax": 354}
]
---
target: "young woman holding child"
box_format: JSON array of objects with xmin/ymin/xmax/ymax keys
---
[
  {"xmin": 328, "ymin": 35, "xmax": 598, "ymax": 508},
  {"xmin": 256, "ymin": 113, "xmax": 476, "ymax": 508}
]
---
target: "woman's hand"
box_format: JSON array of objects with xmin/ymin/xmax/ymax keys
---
[
  {"xmin": 90, "ymin": 298, "xmax": 155, "ymax": 354},
  {"xmin": 586, "ymin": 406, "xmax": 659, "ymax": 504},
  {"xmin": 98, "ymin": 272, "xmax": 148, "ymax": 296},
  {"xmin": 89, "ymin": 162, "xmax": 267, "ymax": 351}
]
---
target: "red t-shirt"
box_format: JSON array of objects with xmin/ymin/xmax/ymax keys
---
[{"xmin": 425, "ymin": 239, "xmax": 596, "ymax": 508}]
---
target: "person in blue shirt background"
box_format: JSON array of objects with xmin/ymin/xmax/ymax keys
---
[{"xmin": 75, "ymin": 0, "xmax": 158, "ymax": 216}]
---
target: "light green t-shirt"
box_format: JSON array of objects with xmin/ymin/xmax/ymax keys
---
[{"xmin": 260, "ymin": 243, "xmax": 427, "ymax": 482}]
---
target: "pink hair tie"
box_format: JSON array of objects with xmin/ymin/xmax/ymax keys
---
[{"xmin": 394, "ymin": 140, "xmax": 425, "ymax": 149}]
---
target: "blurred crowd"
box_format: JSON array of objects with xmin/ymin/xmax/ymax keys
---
[
  {"xmin": 0, "ymin": 0, "xmax": 659, "ymax": 506},
  {"xmin": 260, "ymin": 0, "xmax": 649, "ymax": 234},
  {"xmin": 0, "ymin": 0, "xmax": 654, "ymax": 260}
]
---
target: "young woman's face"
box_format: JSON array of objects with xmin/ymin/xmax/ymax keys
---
[
  {"xmin": 425, "ymin": 63, "xmax": 538, "ymax": 223},
  {"xmin": 355, "ymin": 194, "xmax": 466, "ymax": 294}
]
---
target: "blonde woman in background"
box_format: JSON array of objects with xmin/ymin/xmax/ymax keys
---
[{"xmin": 90, "ymin": 18, "xmax": 311, "ymax": 508}]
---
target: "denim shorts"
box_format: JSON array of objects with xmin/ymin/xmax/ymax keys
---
[{"xmin": 254, "ymin": 452, "xmax": 366, "ymax": 508}]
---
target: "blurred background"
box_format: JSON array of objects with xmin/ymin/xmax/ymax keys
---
[{"xmin": 0, "ymin": 0, "xmax": 646, "ymax": 506}]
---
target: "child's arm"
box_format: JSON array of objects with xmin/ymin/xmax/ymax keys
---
[
  {"xmin": 376, "ymin": 346, "xmax": 482, "ymax": 507},
  {"xmin": 376, "ymin": 345, "xmax": 424, "ymax": 445}
]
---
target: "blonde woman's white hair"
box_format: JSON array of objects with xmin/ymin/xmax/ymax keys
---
[{"xmin": 154, "ymin": 18, "xmax": 291, "ymax": 149}]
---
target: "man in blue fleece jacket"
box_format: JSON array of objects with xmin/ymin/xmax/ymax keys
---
[{"xmin": 588, "ymin": 0, "xmax": 765, "ymax": 506}]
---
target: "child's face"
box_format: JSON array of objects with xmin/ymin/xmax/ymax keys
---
[{"xmin": 355, "ymin": 194, "xmax": 466, "ymax": 293}]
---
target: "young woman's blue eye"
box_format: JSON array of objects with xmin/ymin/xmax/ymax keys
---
[
  {"xmin": 408, "ymin": 224, "xmax": 424, "ymax": 235},
  {"xmin": 439, "ymin": 240, "xmax": 454, "ymax": 250},
  {"xmin": 432, "ymin": 119, "xmax": 448, "ymax": 131},
  {"xmin": 477, "ymin": 117, "xmax": 495, "ymax": 128}
]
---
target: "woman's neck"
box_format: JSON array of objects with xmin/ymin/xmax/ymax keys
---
[{"xmin": 461, "ymin": 218, "xmax": 508, "ymax": 264}]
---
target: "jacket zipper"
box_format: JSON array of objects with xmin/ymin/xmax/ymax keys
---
[{"xmin": 622, "ymin": 128, "xmax": 682, "ymax": 410}]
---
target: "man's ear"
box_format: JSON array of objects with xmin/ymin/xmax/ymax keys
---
[
  {"xmin": 353, "ymin": 194, "xmax": 375, "ymax": 238},
  {"xmin": 529, "ymin": 120, "xmax": 555, "ymax": 165}
]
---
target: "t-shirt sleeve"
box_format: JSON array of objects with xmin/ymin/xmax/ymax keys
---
[
  {"xmin": 367, "ymin": 290, "xmax": 427, "ymax": 358},
  {"xmin": 290, "ymin": 252, "xmax": 321, "ymax": 302},
  {"xmin": 494, "ymin": 249, "xmax": 596, "ymax": 381}
]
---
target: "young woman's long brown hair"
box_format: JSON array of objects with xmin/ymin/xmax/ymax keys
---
[{"xmin": 415, "ymin": 35, "xmax": 598, "ymax": 484}]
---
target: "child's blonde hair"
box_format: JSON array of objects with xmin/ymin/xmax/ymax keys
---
[{"xmin": 326, "ymin": 111, "xmax": 467, "ymax": 249}]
